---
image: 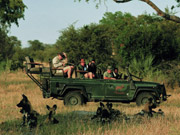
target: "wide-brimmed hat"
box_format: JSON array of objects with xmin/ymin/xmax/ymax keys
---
[{"xmin": 107, "ymin": 66, "xmax": 112, "ymax": 70}]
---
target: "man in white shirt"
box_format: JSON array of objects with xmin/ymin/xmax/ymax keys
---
[{"xmin": 52, "ymin": 52, "xmax": 74, "ymax": 78}]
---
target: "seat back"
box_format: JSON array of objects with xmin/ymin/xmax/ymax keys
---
[
  {"xmin": 25, "ymin": 56, "xmax": 42, "ymax": 74},
  {"xmin": 25, "ymin": 56, "xmax": 35, "ymax": 69}
]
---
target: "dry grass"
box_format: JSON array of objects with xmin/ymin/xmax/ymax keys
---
[{"xmin": 0, "ymin": 71, "xmax": 180, "ymax": 135}]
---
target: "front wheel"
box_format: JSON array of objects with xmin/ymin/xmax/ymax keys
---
[
  {"xmin": 136, "ymin": 92, "xmax": 156, "ymax": 106},
  {"xmin": 64, "ymin": 92, "xmax": 84, "ymax": 106}
]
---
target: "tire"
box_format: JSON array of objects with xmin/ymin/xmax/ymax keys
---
[
  {"xmin": 136, "ymin": 92, "xmax": 156, "ymax": 106},
  {"xmin": 64, "ymin": 92, "xmax": 84, "ymax": 106}
]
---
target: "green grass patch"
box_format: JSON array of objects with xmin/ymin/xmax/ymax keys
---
[{"xmin": 0, "ymin": 111, "xmax": 167, "ymax": 135}]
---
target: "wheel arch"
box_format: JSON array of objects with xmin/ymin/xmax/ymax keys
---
[
  {"xmin": 61, "ymin": 85, "xmax": 88, "ymax": 99},
  {"xmin": 134, "ymin": 87, "xmax": 160, "ymax": 100}
]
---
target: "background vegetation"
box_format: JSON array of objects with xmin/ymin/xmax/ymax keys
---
[
  {"xmin": 1, "ymin": 11, "xmax": 180, "ymax": 87},
  {"xmin": 1, "ymin": 1, "xmax": 180, "ymax": 134}
]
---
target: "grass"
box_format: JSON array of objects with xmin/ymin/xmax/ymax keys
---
[{"xmin": 0, "ymin": 71, "xmax": 180, "ymax": 135}]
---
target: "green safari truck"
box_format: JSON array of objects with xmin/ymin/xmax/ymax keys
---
[{"xmin": 24, "ymin": 56, "xmax": 169, "ymax": 106}]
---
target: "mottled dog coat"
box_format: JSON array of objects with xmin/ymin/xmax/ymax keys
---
[
  {"xmin": 91, "ymin": 102, "xmax": 121, "ymax": 124},
  {"xmin": 45, "ymin": 104, "xmax": 59, "ymax": 124},
  {"xmin": 17, "ymin": 94, "xmax": 39, "ymax": 128}
]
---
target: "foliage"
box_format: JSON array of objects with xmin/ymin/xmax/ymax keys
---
[
  {"xmin": 0, "ymin": 28, "xmax": 24, "ymax": 71},
  {"xmin": 55, "ymin": 24, "xmax": 115, "ymax": 69},
  {"xmin": 0, "ymin": 28, "xmax": 12, "ymax": 61},
  {"xmin": 0, "ymin": 0, "xmax": 26, "ymax": 70},
  {"xmin": 0, "ymin": 0, "xmax": 26, "ymax": 26},
  {"xmin": 100, "ymin": 12, "xmax": 180, "ymax": 68},
  {"xmin": 156, "ymin": 61, "xmax": 180, "ymax": 89},
  {"xmin": 23, "ymin": 40, "xmax": 49, "ymax": 62},
  {"xmin": 1, "ymin": 9, "xmax": 180, "ymax": 81},
  {"xmin": 129, "ymin": 54, "xmax": 154, "ymax": 77},
  {"xmin": 80, "ymin": 0, "xmax": 180, "ymax": 23}
]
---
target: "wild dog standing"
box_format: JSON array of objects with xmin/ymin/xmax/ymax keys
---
[
  {"xmin": 17, "ymin": 94, "xmax": 39, "ymax": 128},
  {"xmin": 45, "ymin": 104, "xmax": 59, "ymax": 124}
]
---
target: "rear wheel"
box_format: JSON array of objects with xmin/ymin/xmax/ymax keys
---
[
  {"xmin": 64, "ymin": 92, "xmax": 84, "ymax": 106},
  {"xmin": 136, "ymin": 92, "xmax": 156, "ymax": 106}
]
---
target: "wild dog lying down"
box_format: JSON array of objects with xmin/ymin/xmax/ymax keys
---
[
  {"xmin": 45, "ymin": 104, "xmax": 59, "ymax": 124},
  {"xmin": 91, "ymin": 102, "xmax": 121, "ymax": 124},
  {"xmin": 136, "ymin": 98, "xmax": 164, "ymax": 117},
  {"xmin": 17, "ymin": 94, "xmax": 39, "ymax": 128}
]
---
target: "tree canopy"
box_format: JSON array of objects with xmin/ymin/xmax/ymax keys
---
[
  {"xmin": 99, "ymin": 11, "xmax": 180, "ymax": 68},
  {"xmin": 55, "ymin": 24, "xmax": 115, "ymax": 70},
  {"xmin": 78, "ymin": 0, "xmax": 180, "ymax": 23},
  {"xmin": 0, "ymin": 0, "xmax": 26, "ymax": 26},
  {"xmin": 114, "ymin": 0, "xmax": 180, "ymax": 23}
]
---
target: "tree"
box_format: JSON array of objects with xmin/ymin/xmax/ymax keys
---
[
  {"xmin": 0, "ymin": 28, "xmax": 14, "ymax": 61},
  {"xmin": 100, "ymin": 11, "xmax": 180, "ymax": 67},
  {"xmin": 55, "ymin": 24, "xmax": 115, "ymax": 70},
  {"xmin": 9, "ymin": 36, "xmax": 25, "ymax": 70},
  {"xmin": 0, "ymin": 29, "xmax": 24, "ymax": 70},
  {"xmin": 0, "ymin": 0, "xmax": 26, "ymax": 26},
  {"xmin": 25, "ymin": 40, "xmax": 45, "ymax": 62},
  {"xmin": 114, "ymin": 0, "xmax": 180, "ymax": 23},
  {"xmin": 78, "ymin": 0, "xmax": 180, "ymax": 23}
]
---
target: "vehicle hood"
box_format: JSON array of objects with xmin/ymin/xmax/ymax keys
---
[{"xmin": 134, "ymin": 81, "xmax": 160, "ymax": 87}]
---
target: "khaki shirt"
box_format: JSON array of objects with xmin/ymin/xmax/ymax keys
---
[
  {"xmin": 52, "ymin": 56, "xmax": 67, "ymax": 68},
  {"xmin": 103, "ymin": 71, "xmax": 113, "ymax": 78}
]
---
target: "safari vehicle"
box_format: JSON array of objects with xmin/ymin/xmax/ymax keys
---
[{"xmin": 24, "ymin": 56, "xmax": 169, "ymax": 106}]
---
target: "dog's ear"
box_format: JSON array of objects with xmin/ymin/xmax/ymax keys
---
[
  {"xmin": 53, "ymin": 104, "xmax": 57, "ymax": 110},
  {"xmin": 22, "ymin": 94, "xmax": 28, "ymax": 102},
  {"xmin": 46, "ymin": 105, "xmax": 50, "ymax": 110},
  {"xmin": 110, "ymin": 103, "xmax": 113, "ymax": 108},
  {"xmin": 100, "ymin": 102, "xmax": 104, "ymax": 107}
]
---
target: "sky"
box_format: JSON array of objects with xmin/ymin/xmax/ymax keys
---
[{"xmin": 9, "ymin": 0, "xmax": 180, "ymax": 48}]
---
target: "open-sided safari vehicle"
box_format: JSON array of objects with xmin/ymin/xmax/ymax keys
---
[{"xmin": 24, "ymin": 56, "xmax": 169, "ymax": 106}]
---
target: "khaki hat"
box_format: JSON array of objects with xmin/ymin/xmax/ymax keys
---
[{"xmin": 107, "ymin": 66, "xmax": 112, "ymax": 70}]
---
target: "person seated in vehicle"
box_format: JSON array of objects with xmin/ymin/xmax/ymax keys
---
[
  {"xmin": 103, "ymin": 66, "xmax": 116, "ymax": 80},
  {"xmin": 85, "ymin": 59, "xmax": 97, "ymax": 79},
  {"xmin": 77, "ymin": 59, "xmax": 88, "ymax": 78},
  {"xmin": 52, "ymin": 52, "xmax": 74, "ymax": 78},
  {"xmin": 112, "ymin": 68, "xmax": 122, "ymax": 79}
]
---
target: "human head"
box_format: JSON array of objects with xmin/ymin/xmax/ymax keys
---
[
  {"xmin": 91, "ymin": 59, "xmax": 95, "ymax": 64},
  {"xmin": 114, "ymin": 68, "xmax": 118, "ymax": 73},
  {"xmin": 107, "ymin": 66, "xmax": 112, "ymax": 73},
  {"xmin": 57, "ymin": 52, "xmax": 65, "ymax": 60},
  {"xmin": 80, "ymin": 59, "xmax": 85, "ymax": 66}
]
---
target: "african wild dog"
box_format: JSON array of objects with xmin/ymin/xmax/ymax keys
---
[
  {"xmin": 91, "ymin": 102, "xmax": 111, "ymax": 124},
  {"xmin": 17, "ymin": 94, "xmax": 39, "ymax": 128},
  {"xmin": 45, "ymin": 104, "xmax": 59, "ymax": 124},
  {"xmin": 91, "ymin": 102, "xmax": 122, "ymax": 124},
  {"xmin": 141, "ymin": 98, "xmax": 156, "ymax": 117},
  {"xmin": 135, "ymin": 98, "xmax": 165, "ymax": 118}
]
